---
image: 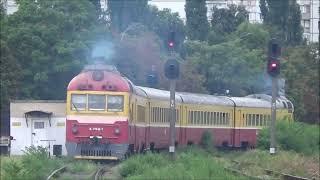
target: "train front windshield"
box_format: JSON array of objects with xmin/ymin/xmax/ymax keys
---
[{"xmin": 70, "ymin": 94, "xmax": 124, "ymax": 112}]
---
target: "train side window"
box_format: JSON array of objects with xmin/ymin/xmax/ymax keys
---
[
  {"xmin": 267, "ymin": 115, "xmax": 271, "ymax": 125},
  {"xmin": 214, "ymin": 112, "xmax": 217, "ymax": 125},
  {"xmin": 249, "ymin": 114, "xmax": 252, "ymax": 126},
  {"xmin": 210, "ymin": 112, "xmax": 213, "ymax": 125},
  {"xmin": 154, "ymin": 107, "xmax": 158, "ymax": 122},
  {"xmin": 226, "ymin": 113, "xmax": 230, "ymax": 125},
  {"xmin": 160, "ymin": 108, "xmax": 164, "ymax": 123},
  {"xmin": 256, "ymin": 114, "xmax": 260, "ymax": 126},
  {"xmin": 246, "ymin": 114, "xmax": 249, "ymax": 126},
  {"xmin": 216, "ymin": 112, "xmax": 219, "ymax": 125},
  {"xmin": 71, "ymin": 94, "xmax": 87, "ymax": 111},
  {"xmin": 202, "ymin": 111, "xmax": 205, "ymax": 125},
  {"xmin": 201, "ymin": 111, "xmax": 206, "ymax": 125},
  {"xmin": 176, "ymin": 109, "xmax": 179, "ymax": 123},
  {"xmin": 195, "ymin": 111, "xmax": 200, "ymax": 124},
  {"xmin": 137, "ymin": 105, "xmax": 145, "ymax": 123}
]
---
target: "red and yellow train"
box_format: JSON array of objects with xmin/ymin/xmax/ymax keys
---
[{"xmin": 66, "ymin": 64, "xmax": 293, "ymax": 160}]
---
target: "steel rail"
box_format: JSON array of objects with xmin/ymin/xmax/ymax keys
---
[
  {"xmin": 94, "ymin": 166, "xmax": 107, "ymax": 180},
  {"xmin": 46, "ymin": 165, "xmax": 67, "ymax": 180}
]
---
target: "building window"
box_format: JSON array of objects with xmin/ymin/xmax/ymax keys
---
[
  {"xmin": 300, "ymin": 5, "xmax": 306, "ymax": 13},
  {"xmin": 303, "ymin": 20, "xmax": 310, "ymax": 33},
  {"xmin": 34, "ymin": 122, "xmax": 45, "ymax": 129},
  {"xmin": 305, "ymin": 5, "xmax": 310, "ymax": 13}
]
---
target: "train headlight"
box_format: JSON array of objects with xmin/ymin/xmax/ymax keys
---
[
  {"xmin": 114, "ymin": 127, "xmax": 120, "ymax": 135},
  {"xmin": 72, "ymin": 124, "xmax": 78, "ymax": 134}
]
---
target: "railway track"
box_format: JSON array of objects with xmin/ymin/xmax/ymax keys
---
[
  {"xmin": 94, "ymin": 162, "xmax": 119, "ymax": 180},
  {"xmin": 47, "ymin": 161, "xmax": 118, "ymax": 180},
  {"xmin": 225, "ymin": 160, "xmax": 312, "ymax": 180},
  {"xmin": 46, "ymin": 165, "xmax": 68, "ymax": 180}
]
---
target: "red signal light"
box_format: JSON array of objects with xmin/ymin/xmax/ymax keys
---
[
  {"xmin": 168, "ymin": 41, "xmax": 174, "ymax": 47},
  {"xmin": 267, "ymin": 60, "xmax": 280, "ymax": 76}
]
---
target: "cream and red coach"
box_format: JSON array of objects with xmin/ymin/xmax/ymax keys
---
[{"xmin": 66, "ymin": 64, "xmax": 294, "ymax": 159}]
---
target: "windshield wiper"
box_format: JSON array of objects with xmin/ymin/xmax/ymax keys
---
[{"xmin": 72, "ymin": 103, "xmax": 79, "ymax": 112}]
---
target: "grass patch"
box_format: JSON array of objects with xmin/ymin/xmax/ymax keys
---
[
  {"xmin": 67, "ymin": 160, "xmax": 97, "ymax": 174},
  {"xmin": 217, "ymin": 149, "xmax": 319, "ymax": 179},
  {"xmin": 257, "ymin": 120, "xmax": 320, "ymax": 155},
  {"xmin": 120, "ymin": 147, "xmax": 246, "ymax": 180}
]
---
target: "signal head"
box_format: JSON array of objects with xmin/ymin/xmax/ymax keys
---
[
  {"xmin": 168, "ymin": 31, "xmax": 175, "ymax": 50},
  {"xmin": 267, "ymin": 59, "xmax": 280, "ymax": 77}
]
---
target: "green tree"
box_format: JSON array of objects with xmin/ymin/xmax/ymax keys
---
[
  {"xmin": 185, "ymin": 40, "xmax": 265, "ymax": 96},
  {"xmin": 2, "ymin": 0, "xmax": 109, "ymax": 100},
  {"xmin": 107, "ymin": 0, "xmax": 148, "ymax": 32},
  {"xmin": 185, "ymin": 0, "xmax": 209, "ymax": 41},
  {"xmin": 259, "ymin": 0, "xmax": 303, "ymax": 45},
  {"xmin": 144, "ymin": 6, "xmax": 185, "ymax": 53},
  {"xmin": 282, "ymin": 44, "xmax": 319, "ymax": 123},
  {"xmin": 210, "ymin": 5, "xmax": 248, "ymax": 35},
  {"xmin": 232, "ymin": 22, "xmax": 270, "ymax": 50}
]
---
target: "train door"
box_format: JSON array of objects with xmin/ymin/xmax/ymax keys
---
[
  {"xmin": 234, "ymin": 109, "xmax": 242, "ymax": 147},
  {"xmin": 145, "ymin": 102, "xmax": 151, "ymax": 149},
  {"xmin": 179, "ymin": 106, "xmax": 187, "ymax": 145}
]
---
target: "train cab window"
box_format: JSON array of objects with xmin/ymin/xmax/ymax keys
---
[
  {"xmin": 107, "ymin": 95, "xmax": 124, "ymax": 112},
  {"xmin": 71, "ymin": 94, "xmax": 87, "ymax": 111},
  {"xmin": 88, "ymin": 94, "xmax": 106, "ymax": 111}
]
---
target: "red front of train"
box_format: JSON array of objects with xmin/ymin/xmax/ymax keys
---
[{"xmin": 65, "ymin": 64, "xmax": 131, "ymax": 159}]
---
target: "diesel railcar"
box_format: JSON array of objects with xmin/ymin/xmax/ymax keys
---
[{"xmin": 65, "ymin": 64, "xmax": 293, "ymax": 160}]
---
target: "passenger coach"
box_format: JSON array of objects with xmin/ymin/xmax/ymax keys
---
[{"xmin": 65, "ymin": 63, "xmax": 294, "ymax": 159}]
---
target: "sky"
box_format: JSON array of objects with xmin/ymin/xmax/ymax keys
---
[{"xmin": 149, "ymin": 0, "xmax": 186, "ymax": 20}]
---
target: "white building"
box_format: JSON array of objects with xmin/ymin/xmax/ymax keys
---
[
  {"xmin": 297, "ymin": 0, "xmax": 319, "ymax": 43},
  {"xmin": 1, "ymin": 0, "xmax": 18, "ymax": 15},
  {"xmin": 10, "ymin": 100, "xmax": 67, "ymax": 156},
  {"xmin": 206, "ymin": 0, "xmax": 262, "ymax": 23}
]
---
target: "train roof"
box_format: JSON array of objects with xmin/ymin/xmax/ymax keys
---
[
  {"xmin": 178, "ymin": 92, "xmax": 234, "ymax": 106},
  {"xmin": 229, "ymin": 97, "xmax": 271, "ymax": 108},
  {"xmin": 135, "ymin": 86, "xmax": 183, "ymax": 102},
  {"xmin": 67, "ymin": 70, "xmax": 130, "ymax": 92},
  {"xmin": 132, "ymin": 86, "xmax": 291, "ymax": 109}
]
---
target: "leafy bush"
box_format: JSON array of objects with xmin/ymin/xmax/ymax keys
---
[
  {"xmin": 200, "ymin": 131, "xmax": 213, "ymax": 150},
  {"xmin": 257, "ymin": 121, "xmax": 320, "ymax": 155},
  {"xmin": 1, "ymin": 158, "xmax": 23, "ymax": 180},
  {"xmin": 1, "ymin": 146, "xmax": 64, "ymax": 180}
]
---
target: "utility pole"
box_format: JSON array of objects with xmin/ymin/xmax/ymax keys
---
[
  {"xmin": 267, "ymin": 39, "xmax": 281, "ymax": 155},
  {"xmin": 165, "ymin": 31, "xmax": 179, "ymax": 160},
  {"xmin": 169, "ymin": 79, "xmax": 176, "ymax": 160},
  {"xmin": 270, "ymin": 77, "xmax": 277, "ymax": 154}
]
